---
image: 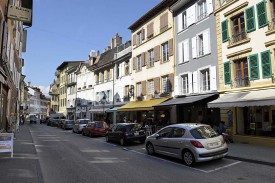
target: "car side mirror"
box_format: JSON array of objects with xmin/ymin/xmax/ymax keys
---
[{"xmin": 156, "ymin": 134, "xmax": 161, "ymax": 140}]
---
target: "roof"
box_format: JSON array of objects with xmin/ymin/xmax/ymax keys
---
[
  {"xmin": 128, "ymin": 0, "xmax": 177, "ymax": 31},
  {"xmin": 56, "ymin": 61, "xmax": 84, "ymax": 70},
  {"xmin": 66, "ymin": 66, "xmax": 78, "ymax": 74},
  {"xmin": 92, "ymin": 47, "xmax": 117, "ymax": 70}
]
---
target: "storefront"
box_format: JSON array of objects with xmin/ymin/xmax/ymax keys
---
[
  {"xmin": 208, "ymin": 88, "xmax": 275, "ymax": 146},
  {"xmin": 89, "ymin": 107, "xmax": 110, "ymax": 121}
]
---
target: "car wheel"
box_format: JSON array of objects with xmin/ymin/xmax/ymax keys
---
[
  {"xmin": 106, "ymin": 135, "xmax": 109, "ymax": 142},
  {"xmin": 146, "ymin": 142, "xmax": 155, "ymax": 155},
  {"xmin": 120, "ymin": 138, "xmax": 126, "ymax": 146},
  {"xmin": 89, "ymin": 132, "xmax": 92, "ymax": 137},
  {"xmin": 82, "ymin": 131, "xmax": 85, "ymax": 136},
  {"xmin": 182, "ymin": 150, "xmax": 195, "ymax": 166}
]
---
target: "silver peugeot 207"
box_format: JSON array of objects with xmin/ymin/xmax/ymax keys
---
[{"xmin": 145, "ymin": 123, "xmax": 228, "ymax": 166}]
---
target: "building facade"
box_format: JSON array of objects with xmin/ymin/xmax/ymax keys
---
[{"xmin": 66, "ymin": 66, "xmax": 78, "ymax": 120}]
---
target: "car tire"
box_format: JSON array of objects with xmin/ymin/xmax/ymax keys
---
[
  {"xmin": 106, "ymin": 135, "xmax": 109, "ymax": 142},
  {"xmin": 120, "ymin": 138, "xmax": 126, "ymax": 146},
  {"xmin": 182, "ymin": 150, "xmax": 195, "ymax": 166},
  {"xmin": 82, "ymin": 131, "xmax": 85, "ymax": 136},
  {"xmin": 146, "ymin": 142, "xmax": 155, "ymax": 155}
]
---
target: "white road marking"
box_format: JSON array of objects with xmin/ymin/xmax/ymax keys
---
[
  {"xmin": 42, "ymin": 140, "xmax": 68, "ymax": 142},
  {"xmin": 37, "ymin": 137, "xmax": 61, "ymax": 139},
  {"xmin": 88, "ymin": 160, "xmax": 125, "ymax": 163},
  {"xmin": 80, "ymin": 149, "xmax": 110, "ymax": 153},
  {"xmin": 205, "ymin": 161, "xmax": 242, "ymax": 173}
]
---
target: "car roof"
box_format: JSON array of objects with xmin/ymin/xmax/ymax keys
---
[
  {"xmin": 166, "ymin": 123, "xmax": 209, "ymax": 130},
  {"xmin": 116, "ymin": 123, "xmax": 138, "ymax": 126}
]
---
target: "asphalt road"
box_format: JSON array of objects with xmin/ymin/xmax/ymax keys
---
[{"xmin": 29, "ymin": 125, "xmax": 274, "ymax": 183}]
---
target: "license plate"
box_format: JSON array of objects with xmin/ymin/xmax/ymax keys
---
[{"xmin": 208, "ymin": 142, "xmax": 219, "ymax": 147}]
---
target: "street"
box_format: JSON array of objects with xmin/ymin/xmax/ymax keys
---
[{"xmin": 1, "ymin": 124, "xmax": 272, "ymax": 183}]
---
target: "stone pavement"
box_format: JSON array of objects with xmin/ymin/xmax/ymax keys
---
[{"xmin": 0, "ymin": 124, "xmax": 44, "ymax": 183}]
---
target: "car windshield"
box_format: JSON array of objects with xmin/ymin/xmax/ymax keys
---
[
  {"xmin": 126, "ymin": 124, "xmax": 142, "ymax": 132},
  {"xmin": 95, "ymin": 122, "xmax": 104, "ymax": 128},
  {"xmin": 66, "ymin": 120, "xmax": 74, "ymax": 124},
  {"xmin": 79, "ymin": 120, "xmax": 89, "ymax": 124},
  {"xmin": 190, "ymin": 126, "xmax": 219, "ymax": 139}
]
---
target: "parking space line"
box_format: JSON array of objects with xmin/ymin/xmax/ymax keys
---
[{"xmin": 205, "ymin": 161, "xmax": 242, "ymax": 173}]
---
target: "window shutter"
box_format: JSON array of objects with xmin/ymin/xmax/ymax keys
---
[
  {"xmin": 192, "ymin": 36, "xmax": 197, "ymax": 59},
  {"xmin": 154, "ymin": 45, "xmax": 160, "ymax": 62},
  {"xmin": 133, "ymin": 57, "xmax": 136, "ymax": 70},
  {"xmin": 210, "ymin": 66, "xmax": 217, "ymax": 91},
  {"xmin": 109, "ymin": 69, "xmax": 113, "ymax": 80},
  {"xmin": 168, "ymin": 73, "xmax": 174, "ymax": 91},
  {"xmin": 261, "ymin": 50, "xmax": 272, "ymax": 78},
  {"xmin": 178, "ymin": 42, "xmax": 183, "ymax": 64},
  {"xmin": 177, "ymin": 12, "xmax": 183, "ymax": 32},
  {"xmin": 187, "ymin": 4, "xmax": 196, "ymax": 27},
  {"xmin": 224, "ymin": 61, "xmax": 232, "ymax": 84},
  {"xmin": 154, "ymin": 77, "xmax": 160, "ymax": 94},
  {"xmin": 257, "ymin": 1, "xmax": 268, "ymax": 28},
  {"xmin": 174, "ymin": 76, "xmax": 179, "ymax": 95},
  {"xmin": 160, "ymin": 12, "xmax": 168, "ymax": 32},
  {"xmin": 121, "ymin": 63, "xmax": 124, "ymax": 77},
  {"xmin": 221, "ymin": 20, "xmax": 229, "ymax": 42},
  {"xmin": 141, "ymin": 52, "xmax": 146, "ymax": 67},
  {"xmin": 147, "ymin": 22, "xmax": 153, "ymax": 38},
  {"xmin": 184, "ymin": 39, "xmax": 189, "ymax": 62},
  {"xmin": 141, "ymin": 81, "xmax": 146, "ymax": 96},
  {"xmin": 141, "ymin": 29, "xmax": 145, "ymax": 41},
  {"xmin": 206, "ymin": 0, "xmax": 213, "ymax": 15},
  {"xmin": 246, "ymin": 6, "xmax": 256, "ymax": 32},
  {"xmin": 133, "ymin": 34, "xmax": 136, "ymax": 46},
  {"xmin": 203, "ymin": 29, "xmax": 210, "ymax": 55},
  {"xmin": 168, "ymin": 39, "xmax": 173, "ymax": 56},
  {"xmin": 188, "ymin": 72, "xmax": 193, "ymax": 93},
  {"xmin": 249, "ymin": 54, "xmax": 259, "ymax": 80},
  {"xmin": 193, "ymin": 71, "xmax": 198, "ymax": 93}
]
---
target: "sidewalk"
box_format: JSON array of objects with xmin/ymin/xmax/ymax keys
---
[
  {"xmin": 227, "ymin": 142, "xmax": 275, "ymax": 166},
  {"xmin": 0, "ymin": 124, "xmax": 44, "ymax": 183}
]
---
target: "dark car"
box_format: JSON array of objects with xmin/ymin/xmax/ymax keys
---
[
  {"xmin": 106, "ymin": 123, "xmax": 146, "ymax": 146},
  {"xmin": 30, "ymin": 117, "xmax": 37, "ymax": 124},
  {"xmin": 40, "ymin": 118, "xmax": 47, "ymax": 124},
  {"xmin": 82, "ymin": 121, "xmax": 109, "ymax": 137},
  {"xmin": 62, "ymin": 120, "xmax": 74, "ymax": 130},
  {"xmin": 50, "ymin": 119, "xmax": 59, "ymax": 127}
]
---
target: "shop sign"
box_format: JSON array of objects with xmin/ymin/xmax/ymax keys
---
[
  {"xmin": 7, "ymin": 5, "xmax": 32, "ymax": 23},
  {"xmin": 0, "ymin": 133, "xmax": 14, "ymax": 157}
]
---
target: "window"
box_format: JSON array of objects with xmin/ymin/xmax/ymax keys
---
[
  {"xmin": 231, "ymin": 13, "xmax": 247, "ymax": 44},
  {"xmin": 178, "ymin": 39, "xmax": 189, "ymax": 63},
  {"xmin": 181, "ymin": 74, "xmax": 189, "ymax": 94},
  {"xmin": 124, "ymin": 85, "xmax": 130, "ymax": 101},
  {"xmin": 171, "ymin": 128, "xmax": 185, "ymax": 138},
  {"xmin": 101, "ymin": 72, "xmax": 104, "ymax": 83},
  {"xmin": 162, "ymin": 42, "xmax": 169, "ymax": 62},
  {"xmin": 192, "ymin": 29, "xmax": 210, "ymax": 58},
  {"xmin": 137, "ymin": 31, "xmax": 143, "ymax": 45},
  {"xmin": 162, "ymin": 76, "xmax": 170, "ymax": 93},
  {"xmin": 106, "ymin": 70, "xmax": 110, "ymax": 81},
  {"xmin": 197, "ymin": 0, "xmax": 207, "ymax": 21},
  {"xmin": 116, "ymin": 64, "xmax": 120, "ymax": 79},
  {"xmin": 182, "ymin": 11, "xmax": 187, "ymax": 29},
  {"xmin": 261, "ymin": 50, "xmax": 272, "ymax": 78},
  {"xmin": 234, "ymin": 58, "xmax": 249, "ymax": 87},
  {"xmin": 200, "ymin": 68, "xmax": 210, "ymax": 92},
  {"xmin": 136, "ymin": 83, "xmax": 142, "ymax": 96},
  {"xmin": 198, "ymin": 34, "xmax": 204, "ymax": 56},
  {"xmin": 148, "ymin": 80, "xmax": 154, "ymax": 95},
  {"xmin": 95, "ymin": 74, "xmax": 99, "ymax": 84},
  {"xmin": 148, "ymin": 49, "xmax": 154, "ymax": 67},
  {"xmin": 257, "ymin": 0, "xmax": 268, "ymax": 28},
  {"xmin": 125, "ymin": 61, "xmax": 129, "ymax": 75},
  {"xmin": 137, "ymin": 55, "xmax": 142, "ymax": 71},
  {"xmin": 157, "ymin": 127, "xmax": 173, "ymax": 138}
]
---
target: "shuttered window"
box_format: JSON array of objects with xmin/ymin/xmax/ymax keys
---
[
  {"xmin": 245, "ymin": 6, "xmax": 256, "ymax": 32},
  {"xmin": 257, "ymin": 1, "xmax": 268, "ymax": 28},
  {"xmin": 221, "ymin": 20, "xmax": 228, "ymax": 42},
  {"xmin": 224, "ymin": 61, "xmax": 231, "ymax": 84},
  {"xmin": 249, "ymin": 54, "xmax": 259, "ymax": 80},
  {"xmin": 261, "ymin": 50, "xmax": 272, "ymax": 78}
]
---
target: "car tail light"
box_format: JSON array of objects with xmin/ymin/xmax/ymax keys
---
[
  {"xmin": 124, "ymin": 132, "xmax": 129, "ymax": 137},
  {"xmin": 191, "ymin": 140, "xmax": 204, "ymax": 148}
]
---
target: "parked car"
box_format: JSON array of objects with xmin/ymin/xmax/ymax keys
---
[
  {"xmin": 51, "ymin": 119, "xmax": 59, "ymax": 127},
  {"xmin": 40, "ymin": 118, "xmax": 47, "ymax": 124},
  {"xmin": 106, "ymin": 123, "xmax": 146, "ymax": 146},
  {"xmin": 47, "ymin": 118, "xmax": 53, "ymax": 126},
  {"xmin": 62, "ymin": 120, "xmax": 74, "ymax": 130},
  {"xmin": 57, "ymin": 119, "xmax": 64, "ymax": 128},
  {"xmin": 72, "ymin": 119, "xmax": 90, "ymax": 133},
  {"xmin": 30, "ymin": 116, "xmax": 37, "ymax": 124},
  {"xmin": 82, "ymin": 121, "xmax": 109, "ymax": 137},
  {"xmin": 145, "ymin": 123, "xmax": 228, "ymax": 166}
]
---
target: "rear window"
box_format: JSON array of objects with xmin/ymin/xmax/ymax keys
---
[
  {"xmin": 125, "ymin": 124, "xmax": 142, "ymax": 132},
  {"xmin": 66, "ymin": 120, "xmax": 74, "ymax": 124},
  {"xmin": 190, "ymin": 126, "xmax": 219, "ymax": 139},
  {"xmin": 79, "ymin": 120, "xmax": 89, "ymax": 124},
  {"xmin": 95, "ymin": 122, "xmax": 104, "ymax": 128}
]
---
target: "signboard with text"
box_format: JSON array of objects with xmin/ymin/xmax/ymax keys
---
[
  {"xmin": 0, "ymin": 133, "xmax": 14, "ymax": 157},
  {"xmin": 7, "ymin": 5, "xmax": 32, "ymax": 24}
]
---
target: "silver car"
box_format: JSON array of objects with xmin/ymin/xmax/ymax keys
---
[
  {"xmin": 72, "ymin": 119, "xmax": 90, "ymax": 133},
  {"xmin": 145, "ymin": 123, "xmax": 228, "ymax": 166}
]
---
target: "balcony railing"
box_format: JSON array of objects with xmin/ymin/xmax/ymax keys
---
[
  {"xmin": 229, "ymin": 31, "xmax": 247, "ymax": 46},
  {"xmin": 197, "ymin": 12, "xmax": 207, "ymax": 21},
  {"xmin": 67, "ymin": 77, "xmax": 77, "ymax": 84},
  {"xmin": 268, "ymin": 17, "xmax": 275, "ymax": 31},
  {"xmin": 231, "ymin": 76, "xmax": 250, "ymax": 88}
]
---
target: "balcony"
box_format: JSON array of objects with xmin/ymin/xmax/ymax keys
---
[
  {"xmin": 67, "ymin": 77, "xmax": 77, "ymax": 86},
  {"xmin": 231, "ymin": 76, "xmax": 250, "ymax": 88},
  {"xmin": 114, "ymin": 44, "xmax": 132, "ymax": 60},
  {"xmin": 197, "ymin": 12, "xmax": 208, "ymax": 22},
  {"xmin": 229, "ymin": 31, "xmax": 248, "ymax": 46},
  {"xmin": 55, "ymin": 79, "xmax": 60, "ymax": 86}
]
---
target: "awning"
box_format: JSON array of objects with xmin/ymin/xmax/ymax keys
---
[
  {"xmin": 89, "ymin": 108, "xmax": 110, "ymax": 113},
  {"xmin": 208, "ymin": 88, "xmax": 275, "ymax": 108},
  {"xmin": 154, "ymin": 93, "xmax": 217, "ymax": 107},
  {"xmin": 118, "ymin": 98, "xmax": 170, "ymax": 112},
  {"xmin": 106, "ymin": 107, "xmax": 119, "ymax": 113}
]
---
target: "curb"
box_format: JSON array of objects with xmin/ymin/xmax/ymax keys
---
[{"xmin": 226, "ymin": 156, "xmax": 275, "ymax": 167}]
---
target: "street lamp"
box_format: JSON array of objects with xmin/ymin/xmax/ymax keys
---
[{"xmin": 102, "ymin": 95, "xmax": 106, "ymax": 121}]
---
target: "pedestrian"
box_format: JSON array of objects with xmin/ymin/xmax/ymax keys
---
[{"xmin": 219, "ymin": 121, "xmax": 226, "ymax": 135}]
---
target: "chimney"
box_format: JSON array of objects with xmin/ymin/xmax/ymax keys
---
[
  {"xmin": 89, "ymin": 50, "xmax": 96, "ymax": 58},
  {"xmin": 111, "ymin": 33, "xmax": 122, "ymax": 49},
  {"xmin": 28, "ymin": 82, "xmax": 31, "ymax": 86}
]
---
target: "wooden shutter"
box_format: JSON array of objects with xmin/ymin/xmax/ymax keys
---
[
  {"xmin": 261, "ymin": 50, "xmax": 272, "ymax": 78},
  {"xmin": 224, "ymin": 61, "xmax": 232, "ymax": 84},
  {"xmin": 141, "ymin": 81, "xmax": 146, "ymax": 96},
  {"xmin": 193, "ymin": 71, "xmax": 198, "ymax": 93},
  {"xmin": 160, "ymin": 12, "xmax": 168, "ymax": 32},
  {"xmin": 154, "ymin": 45, "xmax": 160, "ymax": 62},
  {"xmin": 154, "ymin": 77, "xmax": 160, "ymax": 94},
  {"xmin": 203, "ymin": 29, "xmax": 210, "ymax": 55},
  {"xmin": 133, "ymin": 34, "xmax": 136, "ymax": 46},
  {"xmin": 147, "ymin": 22, "xmax": 153, "ymax": 38},
  {"xmin": 168, "ymin": 39, "xmax": 173, "ymax": 56},
  {"xmin": 133, "ymin": 57, "xmax": 136, "ymax": 70},
  {"xmin": 246, "ymin": 6, "xmax": 256, "ymax": 32},
  {"xmin": 192, "ymin": 37, "xmax": 197, "ymax": 59},
  {"xmin": 168, "ymin": 73, "xmax": 174, "ymax": 91},
  {"xmin": 141, "ymin": 52, "xmax": 146, "ymax": 67},
  {"xmin": 221, "ymin": 20, "xmax": 229, "ymax": 42},
  {"xmin": 249, "ymin": 54, "xmax": 259, "ymax": 80},
  {"xmin": 141, "ymin": 29, "xmax": 145, "ymax": 41},
  {"xmin": 174, "ymin": 76, "xmax": 179, "ymax": 95},
  {"xmin": 178, "ymin": 42, "xmax": 183, "ymax": 64},
  {"xmin": 188, "ymin": 72, "xmax": 193, "ymax": 93},
  {"xmin": 187, "ymin": 4, "xmax": 196, "ymax": 27},
  {"xmin": 257, "ymin": 1, "xmax": 268, "ymax": 28}
]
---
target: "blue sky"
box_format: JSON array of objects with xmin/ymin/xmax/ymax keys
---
[{"xmin": 23, "ymin": 0, "xmax": 161, "ymax": 95}]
